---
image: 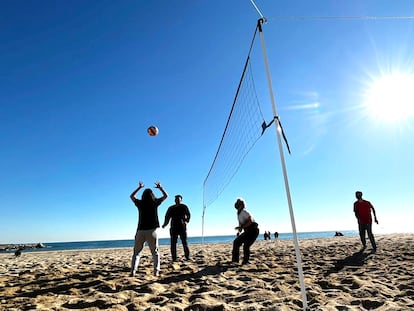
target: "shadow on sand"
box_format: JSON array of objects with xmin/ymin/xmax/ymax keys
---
[
  {"xmin": 159, "ymin": 263, "xmax": 230, "ymax": 284},
  {"xmin": 324, "ymin": 249, "xmax": 376, "ymax": 276}
]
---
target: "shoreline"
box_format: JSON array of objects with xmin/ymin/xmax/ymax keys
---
[
  {"xmin": 1, "ymin": 233, "xmax": 413, "ymax": 310},
  {"xmin": 0, "ymin": 236, "xmax": 351, "ymax": 255},
  {"xmin": 0, "ymin": 230, "xmax": 360, "ymax": 254},
  {"xmin": 0, "ymin": 232, "xmax": 404, "ymax": 256}
]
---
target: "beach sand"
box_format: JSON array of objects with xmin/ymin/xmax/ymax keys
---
[{"xmin": 0, "ymin": 233, "xmax": 413, "ymax": 310}]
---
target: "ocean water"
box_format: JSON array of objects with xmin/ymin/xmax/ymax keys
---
[{"xmin": 4, "ymin": 230, "xmax": 358, "ymax": 253}]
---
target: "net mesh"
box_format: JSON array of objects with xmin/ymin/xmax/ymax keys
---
[{"xmin": 203, "ymin": 57, "xmax": 266, "ymax": 207}]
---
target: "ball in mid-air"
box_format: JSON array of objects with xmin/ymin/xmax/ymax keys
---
[{"xmin": 147, "ymin": 125, "xmax": 159, "ymax": 136}]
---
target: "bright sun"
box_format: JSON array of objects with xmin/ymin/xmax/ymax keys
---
[{"xmin": 364, "ymin": 72, "xmax": 414, "ymax": 122}]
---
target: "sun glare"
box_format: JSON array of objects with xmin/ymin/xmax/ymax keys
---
[{"xmin": 364, "ymin": 72, "xmax": 414, "ymax": 122}]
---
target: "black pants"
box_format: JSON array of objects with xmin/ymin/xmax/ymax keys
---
[
  {"xmin": 170, "ymin": 227, "xmax": 190, "ymax": 261},
  {"xmin": 358, "ymin": 223, "xmax": 377, "ymax": 249},
  {"xmin": 232, "ymin": 226, "xmax": 259, "ymax": 264}
]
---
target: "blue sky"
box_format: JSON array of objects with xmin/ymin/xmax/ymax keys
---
[{"xmin": 1, "ymin": 1, "xmax": 414, "ymax": 243}]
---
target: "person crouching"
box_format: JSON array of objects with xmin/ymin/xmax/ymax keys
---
[{"xmin": 231, "ymin": 198, "xmax": 259, "ymax": 265}]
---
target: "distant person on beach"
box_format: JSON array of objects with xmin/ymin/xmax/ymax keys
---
[
  {"xmin": 334, "ymin": 231, "xmax": 344, "ymax": 237},
  {"xmin": 130, "ymin": 181, "xmax": 168, "ymax": 277},
  {"xmin": 232, "ymin": 198, "xmax": 259, "ymax": 265},
  {"xmin": 162, "ymin": 194, "xmax": 191, "ymax": 261},
  {"xmin": 353, "ymin": 191, "xmax": 378, "ymax": 251},
  {"xmin": 274, "ymin": 232, "xmax": 279, "ymax": 239}
]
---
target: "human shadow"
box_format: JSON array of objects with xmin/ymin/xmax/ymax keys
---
[
  {"xmin": 8, "ymin": 262, "xmax": 232, "ymax": 300},
  {"xmin": 159, "ymin": 263, "xmax": 229, "ymax": 284},
  {"xmin": 324, "ymin": 249, "xmax": 375, "ymax": 276},
  {"xmin": 127, "ymin": 262, "xmax": 234, "ymax": 294},
  {"xmin": 7, "ymin": 266, "xmax": 130, "ymax": 299}
]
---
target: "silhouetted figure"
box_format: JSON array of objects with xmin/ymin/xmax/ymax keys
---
[
  {"xmin": 130, "ymin": 181, "xmax": 168, "ymax": 277},
  {"xmin": 232, "ymin": 198, "xmax": 259, "ymax": 265},
  {"xmin": 274, "ymin": 232, "xmax": 279, "ymax": 239},
  {"xmin": 35, "ymin": 243, "xmax": 45, "ymax": 248},
  {"xmin": 353, "ymin": 191, "xmax": 378, "ymax": 251},
  {"xmin": 162, "ymin": 194, "xmax": 191, "ymax": 261},
  {"xmin": 335, "ymin": 231, "xmax": 344, "ymax": 237}
]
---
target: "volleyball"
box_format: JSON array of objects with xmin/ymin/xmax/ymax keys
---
[{"xmin": 147, "ymin": 125, "xmax": 159, "ymax": 136}]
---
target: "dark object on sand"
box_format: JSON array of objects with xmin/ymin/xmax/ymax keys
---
[
  {"xmin": 35, "ymin": 243, "xmax": 45, "ymax": 248},
  {"xmin": 335, "ymin": 231, "xmax": 344, "ymax": 237}
]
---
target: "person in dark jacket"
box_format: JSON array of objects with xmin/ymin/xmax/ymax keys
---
[{"xmin": 162, "ymin": 194, "xmax": 191, "ymax": 261}]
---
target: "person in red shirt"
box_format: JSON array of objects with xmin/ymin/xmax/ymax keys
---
[{"xmin": 353, "ymin": 191, "xmax": 379, "ymax": 251}]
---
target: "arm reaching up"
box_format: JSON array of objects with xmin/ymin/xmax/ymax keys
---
[
  {"xmin": 154, "ymin": 181, "xmax": 168, "ymax": 202},
  {"xmin": 130, "ymin": 181, "xmax": 144, "ymax": 202}
]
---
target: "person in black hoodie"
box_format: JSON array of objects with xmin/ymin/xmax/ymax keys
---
[{"xmin": 162, "ymin": 194, "xmax": 191, "ymax": 261}]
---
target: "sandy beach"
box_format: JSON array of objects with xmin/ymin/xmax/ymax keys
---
[{"xmin": 1, "ymin": 233, "xmax": 413, "ymax": 310}]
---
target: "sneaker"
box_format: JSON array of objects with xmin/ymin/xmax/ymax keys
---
[{"xmin": 154, "ymin": 270, "xmax": 160, "ymax": 277}]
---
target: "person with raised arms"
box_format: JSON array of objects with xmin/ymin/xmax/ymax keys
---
[{"xmin": 129, "ymin": 181, "xmax": 168, "ymax": 277}]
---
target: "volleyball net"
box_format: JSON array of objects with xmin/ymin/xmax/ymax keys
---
[
  {"xmin": 202, "ymin": 25, "xmax": 290, "ymax": 210},
  {"xmin": 202, "ymin": 57, "xmax": 268, "ymax": 208},
  {"xmin": 203, "ymin": 26, "xmax": 267, "ymax": 210},
  {"xmin": 201, "ymin": 17, "xmax": 300, "ymax": 308}
]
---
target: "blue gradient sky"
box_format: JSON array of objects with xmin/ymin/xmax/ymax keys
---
[{"xmin": 1, "ymin": 1, "xmax": 414, "ymax": 243}]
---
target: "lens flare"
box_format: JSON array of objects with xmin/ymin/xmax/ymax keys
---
[{"xmin": 364, "ymin": 72, "xmax": 414, "ymax": 122}]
